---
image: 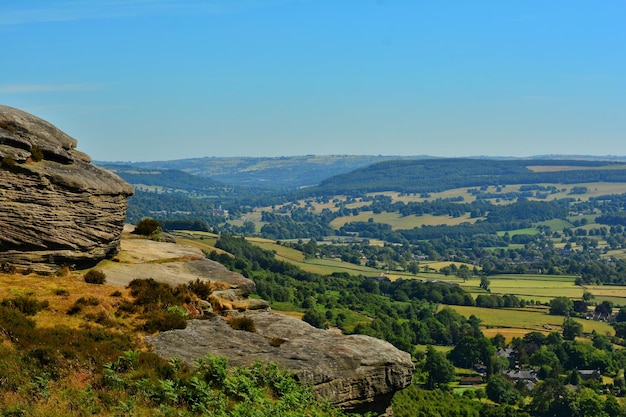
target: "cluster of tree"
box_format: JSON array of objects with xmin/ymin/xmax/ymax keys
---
[
  {"xmin": 402, "ymin": 327, "xmax": 626, "ymax": 416},
  {"xmin": 475, "ymin": 294, "xmax": 525, "ymax": 309},
  {"xmin": 259, "ymin": 212, "xmax": 334, "ymax": 240},
  {"xmin": 160, "ymin": 218, "xmax": 212, "ymax": 232},
  {"xmin": 126, "ymin": 190, "xmax": 237, "ymax": 224},
  {"xmin": 597, "ymin": 212, "xmax": 626, "ymax": 226},
  {"xmin": 208, "ymin": 235, "xmax": 483, "ymax": 352}
]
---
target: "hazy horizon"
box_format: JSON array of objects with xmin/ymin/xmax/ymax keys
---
[
  {"xmin": 2, "ymin": 1, "xmax": 625, "ymax": 162},
  {"xmin": 97, "ymin": 153, "xmax": 626, "ymax": 165}
]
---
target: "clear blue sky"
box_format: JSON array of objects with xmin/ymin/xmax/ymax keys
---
[{"xmin": 1, "ymin": 1, "xmax": 625, "ymax": 162}]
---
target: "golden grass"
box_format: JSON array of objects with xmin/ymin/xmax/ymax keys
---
[
  {"xmin": 174, "ymin": 237, "xmax": 231, "ymax": 256},
  {"xmin": 481, "ymin": 328, "xmax": 534, "ymax": 343},
  {"xmin": 273, "ymin": 310, "xmax": 304, "ymax": 319},
  {"xmin": 0, "ymin": 271, "xmax": 139, "ymax": 331}
]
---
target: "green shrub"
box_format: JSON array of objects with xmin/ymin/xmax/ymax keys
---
[
  {"xmin": 1, "ymin": 296, "xmax": 49, "ymax": 316},
  {"xmin": 227, "ymin": 316, "xmax": 256, "ymax": 332},
  {"xmin": 85, "ymin": 312, "xmax": 116, "ymax": 328},
  {"xmin": 1, "ymin": 262, "xmax": 16, "ymax": 273},
  {"xmin": 133, "ymin": 218, "xmax": 161, "ymax": 236},
  {"xmin": 139, "ymin": 310, "xmax": 187, "ymax": 333},
  {"xmin": 84, "ymin": 270, "xmax": 106, "ymax": 284},
  {"xmin": 1, "ymin": 155, "xmax": 16, "ymax": 167},
  {"xmin": 30, "ymin": 145, "xmax": 44, "ymax": 162},
  {"xmin": 0, "ymin": 306, "xmax": 36, "ymax": 341},
  {"xmin": 128, "ymin": 278, "xmax": 189, "ymax": 307},
  {"xmin": 116, "ymin": 300, "xmax": 138, "ymax": 314},
  {"xmin": 75, "ymin": 297, "xmax": 100, "ymax": 307},
  {"xmin": 55, "ymin": 265, "xmax": 71, "ymax": 277},
  {"xmin": 67, "ymin": 297, "xmax": 100, "ymax": 315},
  {"xmin": 187, "ymin": 278, "xmax": 213, "ymax": 300},
  {"xmin": 66, "ymin": 305, "xmax": 82, "ymax": 315},
  {"xmin": 54, "ymin": 289, "xmax": 70, "ymax": 296}
]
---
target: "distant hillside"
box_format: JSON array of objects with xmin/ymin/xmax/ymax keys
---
[
  {"xmin": 100, "ymin": 155, "xmax": 417, "ymax": 189},
  {"xmin": 97, "ymin": 165, "xmax": 234, "ymax": 195},
  {"xmin": 306, "ymin": 158, "xmax": 626, "ymax": 196},
  {"xmin": 99, "ymin": 155, "xmax": 626, "ymax": 192}
]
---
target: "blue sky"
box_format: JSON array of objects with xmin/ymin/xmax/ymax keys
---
[{"xmin": 1, "ymin": 1, "xmax": 625, "ymax": 161}]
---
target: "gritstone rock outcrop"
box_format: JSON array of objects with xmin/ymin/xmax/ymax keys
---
[
  {"xmin": 147, "ymin": 313, "xmax": 414, "ymax": 416},
  {"xmin": 0, "ymin": 105, "xmax": 134, "ymax": 272}
]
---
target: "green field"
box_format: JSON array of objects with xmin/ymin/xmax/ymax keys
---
[
  {"xmin": 447, "ymin": 304, "xmax": 615, "ymax": 340},
  {"xmin": 431, "ymin": 273, "xmax": 626, "ymax": 306},
  {"xmin": 497, "ymin": 228, "xmax": 538, "ymax": 237},
  {"xmin": 248, "ymin": 237, "xmax": 382, "ymax": 276}
]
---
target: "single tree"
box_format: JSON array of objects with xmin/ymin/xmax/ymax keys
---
[
  {"xmin": 486, "ymin": 374, "xmax": 520, "ymax": 405},
  {"xmin": 549, "ymin": 296, "xmax": 573, "ymax": 316},
  {"xmin": 480, "ymin": 276, "xmax": 491, "ymax": 291},
  {"xmin": 562, "ymin": 318, "xmax": 583, "ymax": 340},
  {"xmin": 423, "ymin": 345, "xmax": 455, "ymax": 389}
]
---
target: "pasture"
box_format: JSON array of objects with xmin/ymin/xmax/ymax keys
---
[
  {"xmin": 447, "ymin": 304, "xmax": 615, "ymax": 341},
  {"xmin": 249, "ymin": 237, "xmax": 382, "ymax": 276}
]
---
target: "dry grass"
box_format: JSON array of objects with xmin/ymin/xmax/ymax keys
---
[
  {"xmin": 273, "ymin": 310, "xmax": 305, "ymax": 319},
  {"xmin": 481, "ymin": 327, "xmax": 537, "ymax": 343},
  {"xmin": 0, "ymin": 271, "xmax": 142, "ymax": 332}
]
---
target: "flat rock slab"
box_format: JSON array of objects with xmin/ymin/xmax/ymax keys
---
[
  {"xmin": 100, "ymin": 238, "xmax": 254, "ymax": 293},
  {"xmin": 116, "ymin": 238, "xmax": 205, "ymax": 264},
  {"xmin": 147, "ymin": 312, "xmax": 414, "ymax": 416}
]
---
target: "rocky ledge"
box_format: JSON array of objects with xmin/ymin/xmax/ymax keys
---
[
  {"xmin": 147, "ymin": 313, "xmax": 413, "ymax": 416},
  {"xmin": 0, "ymin": 105, "xmax": 134, "ymax": 272}
]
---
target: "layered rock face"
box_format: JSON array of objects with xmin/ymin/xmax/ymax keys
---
[
  {"xmin": 0, "ymin": 105, "xmax": 134, "ymax": 271},
  {"xmin": 147, "ymin": 313, "xmax": 414, "ymax": 416}
]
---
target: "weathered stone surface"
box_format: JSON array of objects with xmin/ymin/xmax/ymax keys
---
[
  {"xmin": 0, "ymin": 105, "xmax": 134, "ymax": 272},
  {"xmin": 103, "ymin": 238, "xmax": 256, "ymax": 294},
  {"xmin": 147, "ymin": 313, "xmax": 414, "ymax": 416}
]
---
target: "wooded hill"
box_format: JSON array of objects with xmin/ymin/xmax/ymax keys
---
[{"xmin": 306, "ymin": 158, "xmax": 626, "ymax": 196}]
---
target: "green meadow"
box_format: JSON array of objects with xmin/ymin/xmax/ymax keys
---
[{"xmin": 447, "ymin": 304, "xmax": 615, "ymax": 340}]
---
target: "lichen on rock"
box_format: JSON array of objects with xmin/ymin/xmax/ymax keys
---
[{"xmin": 0, "ymin": 105, "xmax": 134, "ymax": 272}]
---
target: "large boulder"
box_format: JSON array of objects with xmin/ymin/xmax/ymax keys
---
[
  {"xmin": 0, "ymin": 105, "xmax": 134, "ymax": 272},
  {"xmin": 147, "ymin": 312, "xmax": 414, "ymax": 416}
]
